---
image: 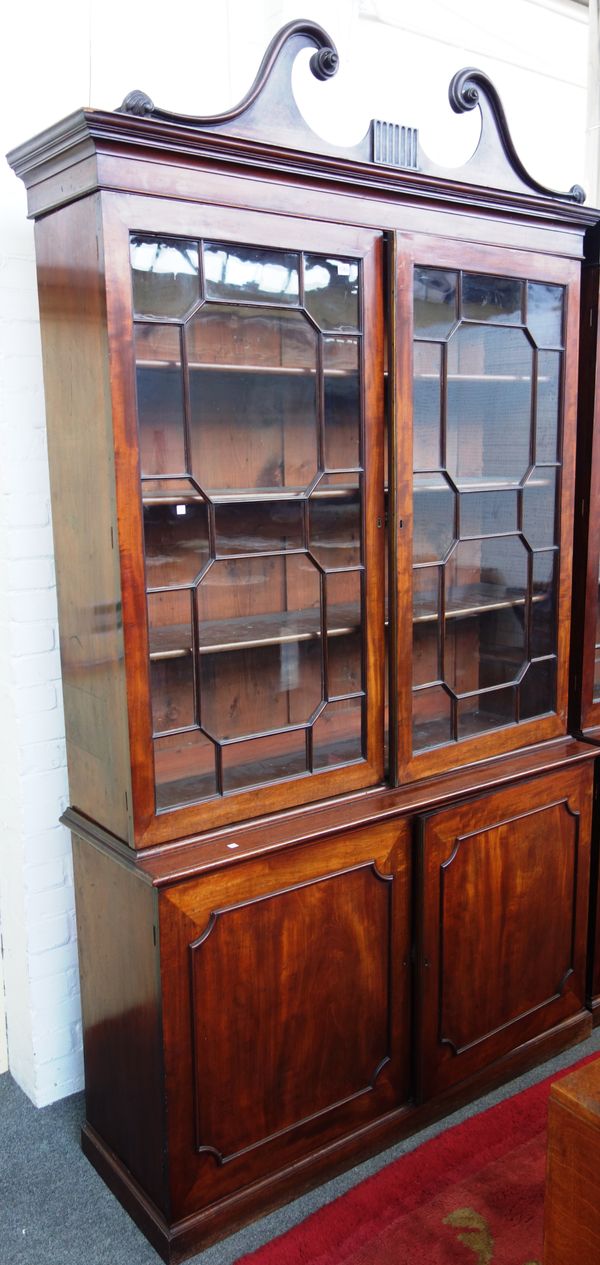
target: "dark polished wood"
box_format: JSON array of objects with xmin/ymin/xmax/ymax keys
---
[
  {"xmin": 34, "ymin": 197, "xmax": 133, "ymax": 842},
  {"xmin": 8, "ymin": 19, "xmax": 600, "ymax": 1262},
  {"xmin": 417, "ymin": 763, "xmax": 592, "ymax": 1099},
  {"xmin": 72, "ymin": 837, "xmax": 165, "ymax": 1210}
]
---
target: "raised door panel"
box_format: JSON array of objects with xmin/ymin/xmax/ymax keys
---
[
  {"xmin": 417, "ymin": 764, "xmax": 592, "ymax": 1100},
  {"xmin": 158, "ymin": 819, "xmax": 410, "ymax": 1219}
]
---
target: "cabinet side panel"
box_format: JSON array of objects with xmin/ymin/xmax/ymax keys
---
[
  {"xmin": 34, "ymin": 199, "xmax": 132, "ymax": 841},
  {"xmin": 72, "ymin": 837, "xmax": 167, "ymax": 1212}
]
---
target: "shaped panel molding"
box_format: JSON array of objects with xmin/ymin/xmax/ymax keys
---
[
  {"xmin": 189, "ymin": 862, "xmax": 393, "ymax": 1163},
  {"xmin": 438, "ymin": 798, "xmax": 579, "ymax": 1056}
]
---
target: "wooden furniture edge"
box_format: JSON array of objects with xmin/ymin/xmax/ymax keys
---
[
  {"xmin": 62, "ymin": 739, "xmax": 598, "ymax": 881},
  {"xmin": 80, "ymin": 1008, "xmax": 591, "ymax": 1263}
]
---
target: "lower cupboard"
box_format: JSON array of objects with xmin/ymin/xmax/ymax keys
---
[{"xmin": 71, "ymin": 759, "xmax": 594, "ymax": 1263}]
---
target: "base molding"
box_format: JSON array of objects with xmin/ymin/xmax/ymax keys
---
[{"xmin": 81, "ymin": 1009, "xmax": 592, "ymax": 1264}]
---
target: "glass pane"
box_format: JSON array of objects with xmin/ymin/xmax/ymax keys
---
[
  {"xmin": 312, "ymin": 697, "xmax": 363, "ymax": 766},
  {"xmin": 187, "ymin": 306, "xmax": 318, "ymax": 493},
  {"xmin": 135, "ymin": 325, "xmax": 185, "ymax": 477},
  {"xmin": 522, "ymin": 468, "xmax": 557, "ymax": 550},
  {"xmin": 413, "ymin": 474, "xmax": 455, "ymax": 564},
  {"xmin": 526, "ymin": 282, "xmax": 564, "ymax": 348},
  {"xmin": 130, "ymin": 236, "xmax": 199, "ymax": 319},
  {"xmin": 519, "ymin": 658, "xmax": 556, "ymax": 719},
  {"xmin": 150, "ymin": 657, "xmax": 195, "ymax": 733},
  {"xmin": 304, "ymin": 255, "xmax": 359, "ymax": 331},
  {"xmin": 143, "ymin": 501, "xmax": 210, "ymax": 588},
  {"xmin": 413, "ymin": 623, "xmax": 439, "ymax": 687},
  {"xmin": 147, "ymin": 589, "xmax": 193, "ymax": 658},
  {"xmin": 222, "ymin": 729, "xmax": 307, "ymax": 792},
  {"xmin": 196, "ymin": 554, "xmax": 322, "ymax": 740},
  {"xmin": 536, "ymin": 352, "xmax": 561, "ymax": 463},
  {"xmin": 326, "ymin": 570, "xmax": 362, "ymax": 697},
  {"xmin": 142, "ymin": 477, "xmax": 199, "ymax": 504},
  {"xmin": 413, "ymin": 565, "xmax": 441, "ymax": 623},
  {"xmin": 154, "ymin": 730, "xmax": 216, "ymax": 809},
  {"xmin": 204, "ymin": 242, "xmax": 299, "ymax": 304},
  {"xmin": 460, "ymin": 490, "xmax": 518, "ymax": 538},
  {"xmin": 413, "ymin": 342, "xmax": 442, "ymax": 470},
  {"xmin": 199, "ymin": 641, "xmax": 321, "ymax": 741},
  {"xmin": 447, "ymin": 325, "xmax": 532, "ymax": 487},
  {"xmin": 215, "ymin": 501, "xmax": 304, "ymax": 556},
  {"xmin": 531, "ymin": 551, "xmax": 557, "ymax": 658},
  {"xmin": 414, "ymin": 268, "xmax": 457, "ymax": 338},
  {"xmin": 148, "ymin": 586, "xmax": 196, "ymax": 734},
  {"xmin": 461, "ymin": 274, "xmax": 522, "ymax": 324},
  {"xmin": 457, "ymin": 688, "xmax": 515, "ymax": 738},
  {"xmin": 309, "ymin": 490, "xmax": 361, "ymax": 569},
  {"xmin": 445, "ymin": 537, "xmax": 528, "ymax": 616},
  {"xmin": 412, "ymin": 686, "xmax": 452, "ymax": 752},
  {"xmin": 323, "ymin": 337, "xmax": 360, "ymax": 469},
  {"xmin": 445, "ymin": 539, "xmax": 528, "ymax": 692}
]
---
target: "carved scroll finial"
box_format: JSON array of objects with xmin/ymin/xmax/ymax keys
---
[
  {"xmin": 110, "ymin": 27, "xmax": 587, "ymax": 205},
  {"xmin": 310, "ymin": 46, "xmax": 339, "ymax": 81},
  {"xmin": 117, "ymin": 90, "xmax": 155, "ymax": 117},
  {"xmin": 447, "ymin": 67, "xmax": 586, "ymax": 203},
  {"xmin": 114, "ymin": 20, "xmax": 340, "ymax": 154}
]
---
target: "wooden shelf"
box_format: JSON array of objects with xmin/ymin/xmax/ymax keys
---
[
  {"xmin": 149, "ymin": 582, "xmax": 537, "ymax": 661},
  {"xmin": 142, "ymin": 484, "xmax": 360, "ymax": 506},
  {"xmin": 413, "ymin": 475, "xmax": 556, "ymax": 492},
  {"xmin": 414, "ymin": 582, "xmax": 538, "ymax": 624},
  {"xmin": 136, "ymin": 360, "xmax": 357, "ymax": 377},
  {"xmin": 149, "ymin": 602, "xmax": 360, "ymax": 660}
]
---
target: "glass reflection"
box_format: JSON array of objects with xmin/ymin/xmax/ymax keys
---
[
  {"xmin": 413, "ymin": 268, "xmax": 457, "ymax": 338},
  {"xmin": 144, "ymin": 501, "xmax": 210, "ymax": 588},
  {"xmin": 204, "ymin": 242, "xmax": 299, "ymax": 304},
  {"xmin": 446, "ymin": 325, "xmax": 532, "ymax": 486},
  {"xmin": 413, "ymin": 342, "xmax": 442, "ymax": 471},
  {"xmin": 526, "ymin": 282, "xmax": 564, "ymax": 348},
  {"xmin": 536, "ymin": 352, "xmax": 561, "ymax": 463},
  {"xmin": 323, "ymin": 337, "xmax": 360, "ymax": 470},
  {"xmin": 461, "ymin": 274, "xmax": 522, "ymax": 324},
  {"xmin": 131, "ymin": 236, "xmax": 199, "ymax": 318},
  {"xmin": 135, "ymin": 324, "xmax": 186, "ymax": 477},
  {"xmin": 413, "ymin": 474, "xmax": 455, "ymax": 564},
  {"xmin": 304, "ymin": 256, "xmax": 359, "ymax": 330}
]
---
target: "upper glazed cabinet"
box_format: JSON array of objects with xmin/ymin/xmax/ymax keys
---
[{"xmin": 8, "ymin": 20, "xmax": 596, "ymax": 847}]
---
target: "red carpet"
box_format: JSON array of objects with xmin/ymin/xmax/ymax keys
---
[{"xmin": 237, "ymin": 1054, "xmax": 597, "ymax": 1265}]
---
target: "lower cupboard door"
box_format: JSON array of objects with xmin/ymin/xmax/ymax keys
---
[
  {"xmin": 158, "ymin": 818, "xmax": 411, "ymax": 1219},
  {"xmin": 416, "ymin": 764, "xmax": 593, "ymax": 1102}
]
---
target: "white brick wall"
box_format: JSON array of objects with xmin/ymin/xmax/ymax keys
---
[{"xmin": 0, "ymin": 0, "xmax": 590, "ymax": 1106}]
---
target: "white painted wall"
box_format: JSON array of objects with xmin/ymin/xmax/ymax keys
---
[{"xmin": 0, "ymin": 0, "xmax": 589, "ymax": 1106}]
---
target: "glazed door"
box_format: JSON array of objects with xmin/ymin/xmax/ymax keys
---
[
  {"xmin": 391, "ymin": 235, "xmax": 580, "ymax": 783},
  {"xmin": 103, "ymin": 197, "xmax": 385, "ymax": 844},
  {"xmin": 158, "ymin": 818, "xmax": 411, "ymax": 1220},
  {"xmin": 416, "ymin": 764, "xmax": 592, "ymax": 1101}
]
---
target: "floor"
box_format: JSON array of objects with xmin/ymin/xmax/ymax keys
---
[{"xmin": 3, "ymin": 1029, "xmax": 600, "ymax": 1265}]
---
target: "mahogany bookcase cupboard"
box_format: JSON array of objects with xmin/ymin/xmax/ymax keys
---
[{"xmin": 8, "ymin": 21, "xmax": 600, "ymax": 1262}]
